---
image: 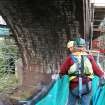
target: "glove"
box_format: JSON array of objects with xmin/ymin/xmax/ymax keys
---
[
  {"xmin": 99, "ymin": 78, "xmax": 105, "ymax": 86},
  {"xmin": 59, "ymin": 73, "xmax": 63, "ymax": 78},
  {"xmin": 51, "ymin": 74, "xmax": 59, "ymax": 80},
  {"xmin": 99, "ymin": 73, "xmax": 105, "ymax": 86},
  {"xmin": 101, "ymin": 72, "xmax": 105, "ymax": 80}
]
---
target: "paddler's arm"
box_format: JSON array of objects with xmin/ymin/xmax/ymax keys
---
[
  {"xmin": 88, "ymin": 55, "xmax": 105, "ymax": 77},
  {"xmin": 60, "ymin": 56, "xmax": 74, "ymax": 75}
]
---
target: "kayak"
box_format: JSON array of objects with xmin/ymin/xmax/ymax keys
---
[{"xmin": 19, "ymin": 75, "xmax": 105, "ymax": 105}]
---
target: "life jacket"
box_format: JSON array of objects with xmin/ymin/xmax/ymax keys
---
[{"xmin": 68, "ymin": 52, "xmax": 94, "ymax": 81}]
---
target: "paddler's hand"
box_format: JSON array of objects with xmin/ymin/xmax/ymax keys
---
[
  {"xmin": 101, "ymin": 72, "xmax": 105, "ymax": 80},
  {"xmin": 51, "ymin": 74, "xmax": 59, "ymax": 80}
]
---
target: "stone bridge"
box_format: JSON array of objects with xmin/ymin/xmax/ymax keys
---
[{"xmin": 0, "ymin": 0, "xmax": 90, "ymax": 95}]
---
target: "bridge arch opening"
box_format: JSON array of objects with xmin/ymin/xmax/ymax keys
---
[{"xmin": 0, "ymin": 15, "xmax": 22, "ymax": 92}]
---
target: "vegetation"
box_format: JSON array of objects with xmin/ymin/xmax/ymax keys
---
[
  {"xmin": 0, "ymin": 37, "xmax": 19, "ymax": 92},
  {"xmin": 0, "ymin": 74, "xmax": 18, "ymax": 92}
]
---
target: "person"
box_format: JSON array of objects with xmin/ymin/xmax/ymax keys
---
[
  {"xmin": 60, "ymin": 37, "xmax": 105, "ymax": 105},
  {"xmin": 67, "ymin": 40, "xmax": 75, "ymax": 54}
]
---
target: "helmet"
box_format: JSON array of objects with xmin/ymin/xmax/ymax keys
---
[
  {"xmin": 74, "ymin": 38, "xmax": 86, "ymax": 47},
  {"xmin": 67, "ymin": 41, "xmax": 74, "ymax": 48}
]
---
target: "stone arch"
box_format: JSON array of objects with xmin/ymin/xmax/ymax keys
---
[
  {"xmin": 0, "ymin": 0, "xmax": 84, "ymax": 91},
  {"xmin": 0, "ymin": 1, "xmax": 67, "ymax": 88}
]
